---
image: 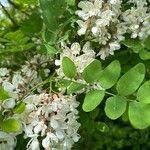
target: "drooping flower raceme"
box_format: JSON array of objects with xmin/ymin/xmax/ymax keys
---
[
  {"xmin": 23, "ymin": 93, "xmax": 80, "ymax": 150},
  {"xmin": 76, "ymin": 0, "xmax": 125, "ymax": 59},
  {"xmin": 0, "ymin": 54, "xmax": 51, "ymax": 149},
  {"xmin": 76, "ymin": 0, "xmax": 150, "ymax": 59},
  {"xmin": 122, "ymin": 0, "xmax": 150, "ymax": 39}
]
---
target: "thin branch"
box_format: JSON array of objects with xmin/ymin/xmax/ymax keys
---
[
  {"xmin": 0, "ymin": 2, "xmax": 18, "ymax": 27},
  {"xmin": 7, "ymin": 0, "xmax": 30, "ymax": 17},
  {"xmin": 7, "ymin": 0, "xmax": 19, "ymax": 9}
]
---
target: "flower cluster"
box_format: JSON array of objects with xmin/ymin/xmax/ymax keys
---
[
  {"xmin": 122, "ymin": 0, "xmax": 150, "ymax": 39},
  {"xmin": 0, "ymin": 53, "xmax": 81, "ymax": 150},
  {"xmin": 23, "ymin": 93, "xmax": 80, "ymax": 150},
  {"xmin": 1, "ymin": 54, "xmax": 50, "ymax": 100},
  {"xmin": 0, "ymin": 54, "xmax": 51, "ymax": 149},
  {"xmin": 76, "ymin": 0, "xmax": 150, "ymax": 59}
]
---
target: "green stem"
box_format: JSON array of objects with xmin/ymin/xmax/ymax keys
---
[{"xmin": 105, "ymin": 91, "xmax": 115, "ymax": 96}]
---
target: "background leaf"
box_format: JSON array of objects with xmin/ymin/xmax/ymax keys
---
[
  {"xmin": 21, "ymin": 12, "xmax": 43, "ymax": 35},
  {"xmin": 139, "ymin": 50, "xmax": 150, "ymax": 60},
  {"xmin": 144, "ymin": 36, "xmax": 150, "ymax": 50},
  {"xmin": 39, "ymin": 0, "xmax": 67, "ymax": 32}
]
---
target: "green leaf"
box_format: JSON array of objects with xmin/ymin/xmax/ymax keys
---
[
  {"xmin": 128, "ymin": 101, "xmax": 150, "ymax": 129},
  {"xmin": 4, "ymin": 30, "xmax": 24, "ymax": 41},
  {"xmin": 122, "ymin": 38, "xmax": 145, "ymax": 53},
  {"xmin": 144, "ymin": 36, "xmax": 150, "ymax": 50},
  {"xmin": 1, "ymin": 119, "xmax": 21, "ymax": 133},
  {"xmin": 13, "ymin": 102, "xmax": 26, "ymax": 114},
  {"xmin": 117, "ymin": 63, "xmax": 145, "ymax": 96},
  {"xmin": 139, "ymin": 50, "xmax": 150, "ymax": 60},
  {"xmin": 137, "ymin": 81, "xmax": 150, "ymax": 104},
  {"xmin": 0, "ymin": 87, "xmax": 9, "ymax": 101},
  {"xmin": 40, "ymin": 0, "xmax": 67, "ymax": 31},
  {"xmin": 21, "ymin": 12, "xmax": 43, "ymax": 35},
  {"xmin": 98, "ymin": 60, "xmax": 121, "ymax": 89},
  {"xmin": 82, "ymin": 90, "xmax": 105, "ymax": 112},
  {"xmin": 65, "ymin": 0, "xmax": 75, "ymax": 5},
  {"xmin": 105, "ymin": 96, "xmax": 127, "ymax": 120},
  {"xmin": 82, "ymin": 60, "xmax": 102, "ymax": 83},
  {"xmin": 57, "ymin": 79, "xmax": 72, "ymax": 87},
  {"xmin": 67, "ymin": 82, "xmax": 86, "ymax": 94},
  {"xmin": 62, "ymin": 57, "xmax": 77, "ymax": 78},
  {"xmin": 43, "ymin": 28, "xmax": 57, "ymax": 44},
  {"xmin": 16, "ymin": 0, "xmax": 38, "ymax": 4},
  {"xmin": 45, "ymin": 44, "xmax": 58, "ymax": 55},
  {"xmin": 23, "ymin": 43, "xmax": 35, "ymax": 51}
]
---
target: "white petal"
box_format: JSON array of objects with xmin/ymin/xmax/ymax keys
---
[
  {"xmin": 0, "ymin": 68, "xmax": 9, "ymax": 77},
  {"xmin": 42, "ymin": 136, "xmax": 50, "ymax": 148},
  {"xmin": 72, "ymin": 133, "xmax": 80, "ymax": 142},
  {"xmin": 34, "ymin": 124, "xmax": 42, "ymax": 134},
  {"xmin": 50, "ymin": 119, "xmax": 59, "ymax": 129},
  {"xmin": 56, "ymin": 130, "xmax": 64, "ymax": 140},
  {"xmin": 47, "ymin": 133, "xmax": 58, "ymax": 142},
  {"xmin": 30, "ymin": 138, "xmax": 40, "ymax": 150},
  {"xmin": 55, "ymin": 60, "xmax": 61, "ymax": 66},
  {"xmin": 12, "ymin": 73, "xmax": 23, "ymax": 88},
  {"xmin": 2, "ymin": 98, "xmax": 15, "ymax": 109},
  {"xmin": 77, "ymin": 28, "xmax": 87, "ymax": 36},
  {"xmin": 2, "ymin": 81, "xmax": 15, "ymax": 92},
  {"xmin": 71, "ymin": 43, "xmax": 81, "ymax": 55}
]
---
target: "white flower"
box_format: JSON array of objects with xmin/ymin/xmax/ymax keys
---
[
  {"xmin": 92, "ymin": 26, "xmax": 99, "ymax": 36},
  {"xmin": 33, "ymin": 121, "xmax": 47, "ymax": 135},
  {"xmin": 27, "ymin": 137, "xmax": 40, "ymax": 150},
  {"xmin": 76, "ymin": 0, "xmax": 102, "ymax": 20},
  {"xmin": 55, "ymin": 60, "xmax": 61, "ymax": 66},
  {"xmin": 2, "ymin": 81, "xmax": 20, "ymax": 99},
  {"xmin": 2, "ymin": 98, "xmax": 16, "ymax": 109},
  {"xmin": 97, "ymin": 47, "xmax": 110, "ymax": 60},
  {"xmin": 0, "ymin": 68, "xmax": 9, "ymax": 77},
  {"xmin": 76, "ymin": 20, "xmax": 88, "ymax": 35},
  {"xmin": 0, "ymin": 131, "xmax": 17, "ymax": 150},
  {"xmin": 109, "ymin": 41, "xmax": 121, "ymax": 52},
  {"xmin": 12, "ymin": 73, "xmax": 24, "ymax": 88},
  {"xmin": 71, "ymin": 42, "xmax": 81, "ymax": 56},
  {"xmin": 42, "ymin": 135, "xmax": 50, "ymax": 148}
]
